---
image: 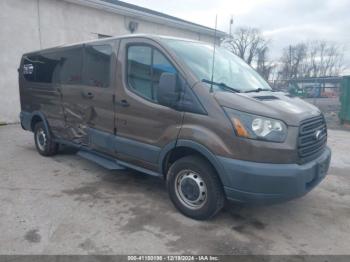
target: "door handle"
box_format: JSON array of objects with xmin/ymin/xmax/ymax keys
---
[
  {"xmin": 82, "ymin": 91, "xmax": 94, "ymax": 99},
  {"xmin": 119, "ymin": 99, "xmax": 130, "ymax": 107}
]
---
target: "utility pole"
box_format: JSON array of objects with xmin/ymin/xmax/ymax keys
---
[
  {"xmin": 289, "ymin": 45, "xmax": 292, "ymax": 78},
  {"xmin": 37, "ymin": 0, "xmax": 42, "ymax": 49},
  {"xmin": 229, "ymin": 15, "xmax": 234, "ymax": 38}
]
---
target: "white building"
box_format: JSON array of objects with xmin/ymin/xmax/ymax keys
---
[{"xmin": 0, "ymin": 0, "xmax": 225, "ymax": 123}]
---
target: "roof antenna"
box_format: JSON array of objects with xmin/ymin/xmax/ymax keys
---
[{"xmin": 210, "ymin": 15, "xmax": 218, "ymax": 93}]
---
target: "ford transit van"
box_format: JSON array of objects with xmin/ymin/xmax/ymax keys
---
[{"xmin": 19, "ymin": 35, "xmax": 331, "ymax": 220}]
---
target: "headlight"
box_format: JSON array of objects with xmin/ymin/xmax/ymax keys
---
[{"xmin": 224, "ymin": 107, "xmax": 287, "ymax": 142}]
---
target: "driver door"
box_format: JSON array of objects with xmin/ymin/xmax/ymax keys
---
[{"xmin": 115, "ymin": 38, "xmax": 183, "ymax": 171}]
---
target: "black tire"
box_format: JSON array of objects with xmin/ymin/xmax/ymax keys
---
[
  {"xmin": 34, "ymin": 122, "xmax": 59, "ymax": 156},
  {"xmin": 166, "ymin": 155, "xmax": 225, "ymax": 220}
]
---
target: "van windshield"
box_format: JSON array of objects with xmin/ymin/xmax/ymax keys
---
[{"xmin": 163, "ymin": 39, "xmax": 271, "ymax": 93}]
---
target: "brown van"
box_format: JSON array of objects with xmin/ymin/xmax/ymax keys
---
[{"xmin": 19, "ymin": 35, "xmax": 331, "ymax": 220}]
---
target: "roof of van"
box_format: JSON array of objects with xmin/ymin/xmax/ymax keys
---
[{"xmin": 23, "ymin": 34, "xmax": 210, "ymax": 55}]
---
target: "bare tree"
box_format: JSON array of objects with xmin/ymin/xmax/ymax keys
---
[
  {"xmin": 279, "ymin": 43, "xmax": 307, "ymax": 79},
  {"xmin": 224, "ymin": 27, "xmax": 267, "ymax": 66},
  {"xmin": 223, "ymin": 25, "xmax": 344, "ymax": 81},
  {"xmin": 279, "ymin": 41, "xmax": 344, "ymax": 79},
  {"xmin": 256, "ymin": 46, "xmax": 276, "ymax": 80},
  {"xmin": 304, "ymin": 41, "xmax": 344, "ymax": 77}
]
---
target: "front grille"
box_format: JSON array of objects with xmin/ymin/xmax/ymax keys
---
[{"xmin": 298, "ymin": 114, "xmax": 327, "ymax": 159}]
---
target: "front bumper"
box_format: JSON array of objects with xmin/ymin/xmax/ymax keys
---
[{"xmin": 218, "ymin": 146, "xmax": 331, "ymax": 204}]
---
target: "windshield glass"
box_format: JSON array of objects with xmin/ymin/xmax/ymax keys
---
[{"xmin": 163, "ymin": 39, "xmax": 271, "ymax": 93}]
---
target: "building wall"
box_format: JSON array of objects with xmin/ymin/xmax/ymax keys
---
[{"xmin": 0, "ymin": 0, "xmax": 215, "ymax": 123}]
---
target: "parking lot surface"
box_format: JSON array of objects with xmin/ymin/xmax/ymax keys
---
[{"xmin": 0, "ymin": 124, "xmax": 350, "ymax": 255}]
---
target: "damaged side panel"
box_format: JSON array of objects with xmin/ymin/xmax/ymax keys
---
[
  {"xmin": 59, "ymin": 41, "xmax": 116, "ymax": 146},
  {"xmin": 19, "ymin": 39, "xmax": 118, "ymax": 148}
]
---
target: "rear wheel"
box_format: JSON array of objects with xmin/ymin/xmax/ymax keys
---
[
  {"xmin": 34, "ymin": 122, "xmax": 58, "ymax": 156},
  {"xmin": 166, "ymin": 155, "xmax": 225, "ymax": 220}
]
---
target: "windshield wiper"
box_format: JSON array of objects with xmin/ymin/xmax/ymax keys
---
[
  {"xmin": 244, "ymin": 88, "xmax": 271, "ymax": 93},
  {"xmin": 202, "ymin": 79, "xmax": 241, "ymax": 93}
]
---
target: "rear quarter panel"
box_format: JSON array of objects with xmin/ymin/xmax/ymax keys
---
[{"xmin": 19, "ymin": 54, "xmax": 65, "ymax": 137}]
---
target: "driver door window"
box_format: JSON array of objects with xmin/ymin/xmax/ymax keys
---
[{"xmin": 127, "ymin": 45, "xmax": 176, "ymax": 102}]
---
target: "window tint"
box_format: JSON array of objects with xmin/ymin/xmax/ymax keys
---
[
  {"xmin": 127, "ymin": 45, "xmax": 176, "ymax": 102},
  {"xmin": 152, "ymin": 49, "xmax": 177, "ymax": 100},
  {"xmin": 23, "ymin": 56, "xmax": 36, "ymax": 82},
  {"xmin": 84, "ymin": 45, "xmax": 112, "ymax": 88},
  {"xmin": 60, "ymin": 48, "xmax": 82, "ymax": 85},
  {"xmin": 23, "ymin": 53, "xmax": 61, "ymax": 83},
  {"xmin": 127, "ymin": 46, "xmax": 153, "ymax": 99}
]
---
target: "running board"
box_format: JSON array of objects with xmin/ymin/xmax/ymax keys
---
[{"xmin": 77, "ymin": 150, "xmax": 125, "ymax": 170}]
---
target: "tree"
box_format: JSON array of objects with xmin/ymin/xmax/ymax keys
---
[
  {"xmin": 278, "ymin": 41, "xmax": 344, "ymax": 79},
  {"xmin": 223, "ymin": 27, "xmax": 267, "ymax": 66},
  {"xmin": 256, "ymin": 46, "xmax": 276, "ymax": 80},
  {"xmin": 279, "ymin": 43, "xmax": 307, "ymax": 79},
  {"xmin": 304, "ymin": 41, "xmax": 344, "ymax": 77}
]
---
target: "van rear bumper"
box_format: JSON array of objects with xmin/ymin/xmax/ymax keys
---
[{"xmin": 218, "ymin": 147, "xmax": 331, "ymax": 204}]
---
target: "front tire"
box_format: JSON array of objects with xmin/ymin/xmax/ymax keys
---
[
  {"xmin": 166, "ymin": 155, "xmax": 225, "ymax": 220},
  {"xmin": 34, "ymin": 122, "xmax": 59, "ymax": 156}
]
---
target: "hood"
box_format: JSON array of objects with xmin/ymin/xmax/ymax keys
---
[{"xmin": 214, "ymin": 91, "xmax": 321, "ymax": 126}]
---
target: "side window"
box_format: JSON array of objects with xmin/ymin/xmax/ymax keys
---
[
  {"xmin": 60, "ymin": 48, "xmax": 82, "ymax": 85},
  {"xmin": 127, "ymin": 46, "xmax": 153, "ymax": 100},
  {"xmin": 84, "ymin": 45, "xmax": 112, "ymax": 88},
  {"xmin": 23, "ymin": 53, "xmax": 61, "ymax": 84},
  {"xmin": 23, "ymin": 56, "xmax": 36, "ymax": 82},
  {"xmin": 152, "ymin": 49, "xmax": 177, "ymax": 100},
  {"xmin": 127, "ymin": 45, "xmax": 176, "ymax": 102}
]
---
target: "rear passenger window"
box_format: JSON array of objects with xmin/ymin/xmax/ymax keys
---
[
  {"xmin": 23, "ymin": 57, "xmax": 36, "ymax": 82},
  {"xmin": 60, "ymin": 48, "xmax": 82, "ymax": 85},
  {"xmin": 127, "ymin": 45, "xmax": 176, "ymax": 102},
  {"xmin": 23, "ymin": 53, "xmax": 61, "ymax": 84},
  {"xmin": 84, "ymin": 45, "xmax": 112, "ymax": 88}
]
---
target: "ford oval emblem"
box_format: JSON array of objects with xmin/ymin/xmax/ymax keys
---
[{"xmin": 315, "ymin": 130, "xmax": 322, "ymax": 140}]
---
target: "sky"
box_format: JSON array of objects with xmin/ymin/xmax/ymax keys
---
[{"xmin": 123, "ymin": 0, "xmax": 350, "ymax": 74}]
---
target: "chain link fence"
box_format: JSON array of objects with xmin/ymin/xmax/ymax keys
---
[
  {"xmin": 270, "ymin": 77, "xmax": 345, "ymax": 130},
  {"xmin": 303, "ymin": 98, "xmax": 341, "ymax": 129}
]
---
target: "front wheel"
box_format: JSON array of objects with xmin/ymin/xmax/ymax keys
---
[
  {"xmin": 34, "ymin": 122, "xmax": 59, "ymax": 156},
  {"xmin": 166, "ymin": 155, "xmax": 225, "ymax": 220}
]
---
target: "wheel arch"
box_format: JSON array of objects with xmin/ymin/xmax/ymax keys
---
[
  {"xmin": 30, "ymin": 111, "xmax": 51, "ymax": 138},
  {"xmin": 159, "ymin": 139, "xmax": 228, "ymax": 186}
]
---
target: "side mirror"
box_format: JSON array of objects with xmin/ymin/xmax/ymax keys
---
[{"xmin": 157, "ymin": 72, "xmax": 179, "ymax": 108}]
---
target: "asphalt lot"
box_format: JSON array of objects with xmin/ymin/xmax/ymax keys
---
[{"xmin": 0, "ymin": 124, "xmax": 350, "ymax": 255}]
